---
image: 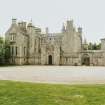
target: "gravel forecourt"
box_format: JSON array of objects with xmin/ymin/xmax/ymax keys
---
[{"xmin": 0, "ymin": 66, "xmax": 105, "ymax": 84}]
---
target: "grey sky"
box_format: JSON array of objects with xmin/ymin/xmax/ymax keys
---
[{"xmin": 0, "ymin": 0, "xmax": 105, "ymax": 43}]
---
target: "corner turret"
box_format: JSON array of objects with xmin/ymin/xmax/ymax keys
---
[{"xmin": 66, "ymin": 20, "xmax": 73, "ymax": 32}]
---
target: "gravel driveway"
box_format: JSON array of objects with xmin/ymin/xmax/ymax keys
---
[{"xmin": 0, "ymin": 66, "xmax": 105, "ymax": 84}]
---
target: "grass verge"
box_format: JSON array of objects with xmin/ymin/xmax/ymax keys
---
[{"xmin": 0, "ymin": 80, "xmax": 105, "ymax": 105}]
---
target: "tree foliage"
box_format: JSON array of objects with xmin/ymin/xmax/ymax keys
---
[
  {"xmin": 0, "ymin": 37, "xmax": 5, "ymax": 64},
  {"xmin": 88, "ymin": 42, "xmax": 101, "ymax": 50},
  {"xmin": 0, "ymin": 36, "xmax": 10, "ymax": 64}
]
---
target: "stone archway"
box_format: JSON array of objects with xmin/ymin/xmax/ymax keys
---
[
  {"xmin": 82, "ymin": 54, "xmax": 90, "ymax": 66},
  {"xmin": 48, "ymin": 55, "xmax": 52, "ymax": 65}
]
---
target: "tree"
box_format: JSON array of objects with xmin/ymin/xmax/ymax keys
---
[
  {"xmin": 0, "ymin": 36, "xmax": 10, "ymax": 65},
  {"xmin": 4, "ymin": 42, "xmax": 10, "ymax": 63},
  {"xmin": 0, "ymin": 37, "xmax": 5, "ymax": 64},
  {"xmin": 88, "ymin": 42, "xmax": 93, "ymax": 50},
  {"xmin": 88, "ymin": 42, "xmax": 101, "ymax": 50},
  {"xmin": 96, "ymin": 43, "xmax": 101, "ymax": 50},
  {"xmin": 92, "ymin": 43, "xmax": 97, "ymax": 50}
]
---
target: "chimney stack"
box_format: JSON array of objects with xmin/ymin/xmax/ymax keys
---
[{"xmin": 12, "ymin": 18, "xmax": 17, "ymax": 24}]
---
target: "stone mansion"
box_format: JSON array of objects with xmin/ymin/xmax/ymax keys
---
[{"xmin": 5, "ymin": 19, "xmax": 105, "ymax": 66}]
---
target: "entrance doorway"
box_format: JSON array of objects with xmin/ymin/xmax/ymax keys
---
[
  {"xmin": 82, "ymin": 54, "xmax": 90, "ymax": 66},
  {"xmin": 48, "ymin": 55, "xmax": 52, "ymax": 65}
]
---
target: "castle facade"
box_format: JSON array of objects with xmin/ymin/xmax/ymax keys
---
[{"xmin": 5, "ymin": 19, "xmax": 105, "ymax": 66}]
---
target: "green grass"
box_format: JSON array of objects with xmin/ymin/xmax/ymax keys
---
[{"xmin": 0, "ymin": 81, "xmax": 105, "ymax": 105}]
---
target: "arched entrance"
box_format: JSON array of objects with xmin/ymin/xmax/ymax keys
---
[
  {"xmin": 82, "ymin": 54, "xmax": 90, "ymax": 66},
  {"xmin": 48, "ymin": 55, "xmax": 52, "ymax": 65}
]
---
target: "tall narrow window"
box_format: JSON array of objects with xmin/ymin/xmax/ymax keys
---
[
  {"xmin": 24, "ymin": 47, "xmax": 26, "ymax": 56},
  {"xmin": 11, "ymin": 35, "xmax": 12, "ymax": 40},
  {"xmin": 16, "ymin": 47, "xmax": 18, "ymax": 56},
  {"xmin": 11, "ymin": 46, "xmax": 14, "ymax": 56},
  {"xmin": 66, "ymin": 58, "xmax": 68, "ymax": 62}
]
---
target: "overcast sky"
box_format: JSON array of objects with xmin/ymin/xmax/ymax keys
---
[{"xmin": 0, "ymin": 0, "xmax": 105, "ymax": 43}]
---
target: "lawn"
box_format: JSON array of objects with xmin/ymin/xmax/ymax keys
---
[{"xmin": 0, "ymin": 81, "xmax": 105, "ymax": 105}]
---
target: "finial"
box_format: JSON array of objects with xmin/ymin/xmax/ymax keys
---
[
  {"xmin": 30, "ymin": 18, "xmax": 32, "ymax": 23},
  {"xmin": 62, "ymin": 23, "xmax": 66, "ymax": 32},
  {"xmin": 46, "ymin": 27, "xmax": 49, "ymax": 34}
]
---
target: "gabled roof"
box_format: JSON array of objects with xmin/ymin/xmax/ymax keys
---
[{"xmin": 5, "ymin": 23, "xmax": 28, "ymax": 36}]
